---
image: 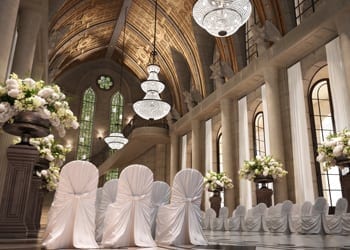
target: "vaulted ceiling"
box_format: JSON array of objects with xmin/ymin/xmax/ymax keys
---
[{"xmin": 48, "ymin": 0, "xmax": 287, "ymax": 115}]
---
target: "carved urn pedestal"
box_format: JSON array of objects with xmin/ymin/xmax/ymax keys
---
[
  {"xmin": 0, "ymin": 111, "xmax": 49, "ymax": 238},
  {"xmin": 209, "ymin": 187, "xmax": 223, "ymax": 217},
  {"xmin": 254, "ymin": 175, "xmax": 274, "ymax": 207}
]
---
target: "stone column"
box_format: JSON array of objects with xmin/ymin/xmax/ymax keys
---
[
  {"xmin": 220, "ymin": 98, "xmax": 236, "ymax": 213},
  {"xmin": 0, "ymin": 144, "xmax": 39, "ymax": 238},
  {"xmin": 191, "ymin": 119, "xmax": 202, "ymax": 172},
  {"xmin": 0, "ymin": 0, "xmax": 20, "ymax": 209},
  {"xmin": 335, "ymin": 12, "xmax": 350, "ymax": 102},
  {"xmin": 12, "ymin": 1, "xmax": 43, "ymax": 77},
  {"xmin": 169, "ymin": 133, "xmax": 179, "ymax": 186},
  {"xmin": 263, "ymin": 66, "xmax": 288, "ymax": 203}
]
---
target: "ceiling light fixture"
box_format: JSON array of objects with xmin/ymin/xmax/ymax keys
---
[
  {"xmin": 192, "ymin": 0, "xmax": 252, "ymax": 37},
  {"xmin": 104, "ymin": 8, "xmax": 129, "ymax": 150},
  {"xmin": 133, "ymin": 0, "xmax": 170, "ymax": 120}
]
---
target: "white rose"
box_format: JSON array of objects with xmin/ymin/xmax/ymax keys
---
[
  {"xmin": 38, "ymin": 87, "xmax": 54, "ymax": 98},
  {"xmin": 23, "ymin": 78, "xmax": 36, "ymax": 89},
  {"xmin": 6, "ymin": 78, "xmax": 19, "ymax": 90},
  {"xmin": 316, "ymin": 152, "xmax": 326, "ymax": 162},
  {"xmin": 38, "ymin": 108, "xmax": 51, "ymax": 119},
  {"xmin": 7, "ymin": 88, "xmax": 20, "ymax": 98},
  {"xmin": 71, "ymin": 120, "xmax": 79, "ymax": 129},
  {"xmin": 41, "ymin": 170, "xmax": 48, "ymax": 177},
  {"xmin": 333, "ymin": 145, "xmax": 344, "ymax": 157}
]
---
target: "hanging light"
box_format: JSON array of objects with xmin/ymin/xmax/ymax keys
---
[
  {"xmin": 192, "ymin": 0, "xmax": 252, "ymax": 37},
  {"xmin": 133, "ymin": 0, "xmax": 170, "ymax": 120},
  {"xmin": 104, "ymin": 8, "xmax": 129, "ymax": 150}
]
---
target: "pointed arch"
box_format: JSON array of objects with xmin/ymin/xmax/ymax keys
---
[
  {"xmin": 77, "ymin": 87, "xmax": 95, "ymax": 160},
  {"xmin": 110, "ymin": 91, "xmax": 124, "ymax": 133}
]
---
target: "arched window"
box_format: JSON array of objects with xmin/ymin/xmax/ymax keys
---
[
  {"xmin": 110, "ymin": 92, "xmax": 124, "ymax": 133},
  {"xmin": 253, "ymin": 111, "xmax": 266, "ymax": 156},
  {"xmin": 309, "ymin": 78, "xmax": 340, "ymax": 209},
  {"xmin": 77, "ymin": 88, "xmax": 95, "ymax": 160}
]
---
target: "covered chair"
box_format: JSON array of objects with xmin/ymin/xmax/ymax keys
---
[
  {"xmin": 102, "ymin": 164, "xmax": 156, "ymax": 248},
  {"xmin": 299, "ymin": 197, "xmax": 328, "ymax": 234},
  {"xmin": 150, "ymin": 181, "xmax": 171, "ymax": 238},
  {"xmin": 224, "ymin": 205, "xmax": 246, "ymax": 231},
  {"xmin": 324, "ymin": 198, "xmax": 348, "ymax": 234},
  {"xmin": 266, "ymin": 200, "xmax": 293, "ymax": 233},
  {"xmin": 155, "ymin": 169, "xmax": 208, "ymax": 246},
  {"xmin": 42, "ymin": 160, "xmax": 99, "ymax": 249},
  {"xmin": 245, "ymin": 203, "xmax": 268, "ymax": 232},
  {"xmin": 202, "ymin": 208, "xmax": 216, "ymax": 230},
  {"xmin": 95, "ymin": 179, "xmax": 119, "ymax": 242},
  {"xmin": 210, "ymin": 206, "xmax": 229, "ymax": 231}
]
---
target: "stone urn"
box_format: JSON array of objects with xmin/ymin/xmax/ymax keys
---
[
  {"xmin": 254, "ymin": 175, "xmax": 274, "ymax": 207},
  {"xmin": 209, "ymin": 186, "xmax": 223, "ymax": 217}
]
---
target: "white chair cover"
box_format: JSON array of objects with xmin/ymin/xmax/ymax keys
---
[
  {"xmin": 224, "ymin": 205, "xmax": 246, "ymax": 231},
  {"xmin": 325, "ymin": 198, "xmax": 348, "ymax": 234},
  {"xmin": 289, "ymin": 203, "xmax": 301, "ymax": 233},
  {"xmin": 299, "ymin": 197, "xmax": 328, "ymax": 234},
  {"xmin": 42, "ymin": 160, "xmax": 99, "ymax": 249},
  {"xmin": 95, "ymin": 179, "xmax": 119, "ymax": 242},
  {"xmin": 155, "ymin": 169, "xmax": 208, "ymax": 246},
  {"xmin": 102, "ymin": 164, "xmax": 155, "ymax": 248},
  {"xmin": 266, "ymin": 200, "xmax": 293, "ymax": 233},
  {"xmin": 210, "ymin": 206, "xmax": 229, "ymax": 231},
  {"xmin": 202, "ymin": 208, "xmax": 216, "ymax": 230},
  {"xmin": 245, "ymin": 203, "xmax": 268, "ymax": 232},
  {"xmin": 342, "ymin": 212, "xmax": 350, "ymax": 235},
  {"xmin": 150, "ymin": 181, "xmax": 171, "ymax": 238}
]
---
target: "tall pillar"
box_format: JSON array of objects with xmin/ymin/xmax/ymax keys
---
[
  {"xmin": 191, "ymin": 119, "xmax": 202, "ymax": 172},
  {"xmin": 12, "ymin": 1, "xmax": 43, "ymax": 77},
  {"xmin": 220, "ymin": 98, "xmax": 236, "ymax": 213},
  {"xmin": 169, "ymin": 133, "xmax": 179, "ymax": 186},
  {"xmin": 336, "ymin": 12, "xmax": 350, "ymax": 95},
  {"xmin": 0, "ymin": 0, "xmax": 20, "ymax": 208},
  {"xmin": 263, "ymin": 66, "xmax": 288, "ymax": 203}
]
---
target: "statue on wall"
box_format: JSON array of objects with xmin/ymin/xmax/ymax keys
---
[
  {"xmin": 183, "ymin": 85, "xmax": 203, "ymax": 111},
  {"xmin": 210, "ymin": 60, "xmax": 234, "ymax": 87},
  {"xmin": 166, "ymin": 107, "xmax": 181, "ymax": 125},
  {"xmin": 251, "ymin": 20, "xmax": 282, "ymax": 53}
]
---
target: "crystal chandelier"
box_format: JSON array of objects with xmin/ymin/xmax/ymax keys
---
[
  {"xmin": 192, "ymin": 0, "xmax": 252, "ymax": 37},
  {"xmin": 133, "ymin": 0, "xmax": 170, "ymax": 120},
  {"xmin": 104, "ymin": 8, "xmax": 129, "ymax": 150}
]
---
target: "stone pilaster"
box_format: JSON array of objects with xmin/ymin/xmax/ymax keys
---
[
  {"xmin": 191, "ymin": 119, "xmax": 202, "ymax": 172},
  {"xmin": 169, "ymin": 133, "xmax": 179, "ymax": 185},
  {"xmin": 220, "ymin": 98, "xmax": 236, "ymax": 213},
  {"xmin": 263, "ymin": 66, "xmax": 288, "ymax": 203}
]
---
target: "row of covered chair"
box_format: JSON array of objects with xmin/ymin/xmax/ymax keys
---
[
  {"xmin": 203, "ymin": 197, "xmax": 350, "ymax": 235},
  {"xmin": 42, "ymin": 161, "xmax": 208, "ymax": 249}
]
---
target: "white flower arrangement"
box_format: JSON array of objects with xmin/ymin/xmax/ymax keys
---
[
  {"xmin": 239, "ymin": 155, "xmax": 288, "ymax": 181},
  {"xmin": 204, "ymin": 170, "xmax": 234, "ymax": 191},
  {"xmin": 0, "ymin": 73, "xmax": 79, "ymax": 137},
  {"xmin": 14, "ymin": 134, "xmax": 71, "ymax": 191},
  {"xmin": 316, "ymin": 129, "xmax": 350, "ymax": 171}
]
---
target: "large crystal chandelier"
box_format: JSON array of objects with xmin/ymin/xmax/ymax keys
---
[
  {"xmin": 104, "ymin": 8, "xmax": 129, "ymax": 150},
  {"xmin": 192, "ymin": 0, "xmax": 252, "ymax": 37},
  {"xmin": 133, "ymin": 0, "xmax": 170, "ymax": 120}
]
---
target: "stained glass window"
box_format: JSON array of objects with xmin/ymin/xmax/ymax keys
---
[
  {"xmin": 110, "ymin": 92, "xmax": 124, "ymax": 133},
  {"xmin": 77, "ymin": 88, "xmax": 95, "ymax": 160},
  {"xmin": 97, "ymin": 75, "xmax": 113, "ymax": 90}
]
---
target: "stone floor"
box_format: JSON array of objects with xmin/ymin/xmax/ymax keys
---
[{"xmin": 1, "ymin": 230, "xmax": 350, "ymax": 250}]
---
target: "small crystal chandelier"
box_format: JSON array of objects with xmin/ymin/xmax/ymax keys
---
[
  {"xmin": 192, "ymin": 0, "xmax": 252, "ymax": 37},
  {"xmin": 104, "ymin": 9, "xmax": 129, "ymax": 150},
  {"xmin": 133, "ymin": 0, "xmax": 170, "ymax": 120}
]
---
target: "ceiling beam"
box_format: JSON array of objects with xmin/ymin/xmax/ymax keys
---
[{"xmin": 105, "ymin": 0, "xmax": 133, "ymax": 58}]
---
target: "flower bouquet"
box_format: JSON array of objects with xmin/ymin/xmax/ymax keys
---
[
  {"xmin": 239, "ymin": 155, "xmax": 287, "ymax": 181},
  {"xmin": 0, "ymin": 73, "xmax": 79, "ymax": 137},
  {"xmin": 316, "ymin": 129, "xmax": 350, "ymax": 171},
  {"xmin": 15, "ymin": 134, "xmax": 71, "ymax": 191},
  {"xmin": 204, "ymin": 170, "xmax": 234, "ymax": 191}
]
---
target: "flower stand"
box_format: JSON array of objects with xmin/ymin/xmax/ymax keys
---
[
  {"xmin": 336, "ymin": 158, "xmax": 350, "ymax": 212},
  {"xmin": 0, "ymin": 112, "xmax": 49, "ymax": 238},
  {"xmin": 254, "ymin": 175, "xmax": 273, "ymax": 207},
  {"xmin": 209, "ymin": 187, "xmax": 223, "ymax": 217}
]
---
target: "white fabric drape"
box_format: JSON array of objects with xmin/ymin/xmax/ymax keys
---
[
  {"xmin": 326, "ymin": 37, "xmax": 350, "ymax": 130},
  {"xmin": 238, "ymin": 97, "xmax": 252, "ymax": 208},
  {"xmin": 95, "ymin": 179, "xmax": 118, "ymax": 242},
  {"xmin": 155, "ymin": 169, "xmax": 208, "ymax": 246},
  {"xmin": 261, "ymin": 84, "xmax": 271, "ymax": 154},
  {"xmin": 181, "ymin": 134, "xmax": 187, "ymax": 169},
  {"xmin": 202, "ymin": 208, "xmax": 216, "ymax": 230},
  {"xmin": 42, "ymin": 160, "xmax": 99, "ymax": 249},
  {"xmin": 210, "ymin": 207, "xmax": 228, "ymax": 231},
  {"xmin": 245, "ymin": 203, "xmax": 268, "ymax": 232},
  {"xmin": 287, "ymin": 62, "xmax": 315, "ymax": 204},
  {"xmin": 299, "ymin": 197, "xmax": 329, "ymax": 234},
  {"xmin": 102, "ymin": 164, "xmax": 156, "ymax": 248},
  {"xmin": 224, "ymin": 205, "xmax": 246, "ymax": 231},
  {"xmin": 266, "ymin": 200, "xmax": 293, "ymax": 233}
]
